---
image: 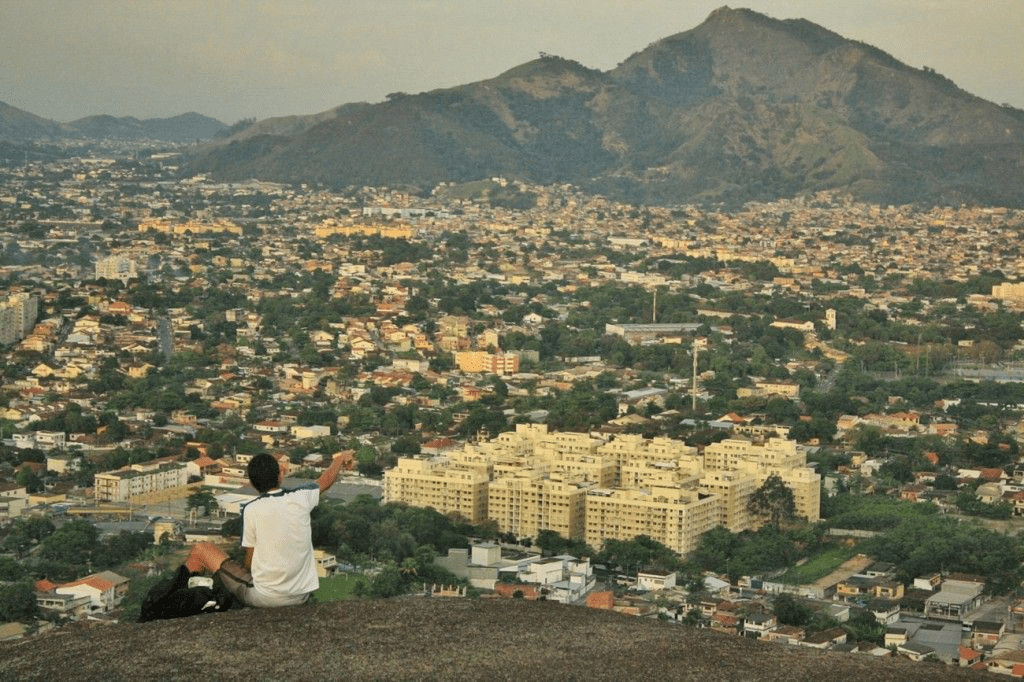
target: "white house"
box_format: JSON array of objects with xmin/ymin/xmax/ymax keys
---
[
  {"xmin": 12, "ymin": 433, "xmax": 35, "ymax": 449},
  {"xmin": 290, "ymin": 424, "xmax": 332, "ymax": 440},
  {"xmin": 13, "ymin": 431, "xmax": 67, "ymax": 450},
  {"xmin": 521, "ymin": 558, "xmax": 565, "ymax": 585},
  {"xmin": 55, "ymin": 571, "xmax": 129, "ymax": 613},
  {"xmin": 637, "ymin": 569, "xmax": 677, "ymax": 591},
  {"xmin": 35, "ymin": 430, "xmax": 67, "ymax": 450},
  {"xmin": 0, "ymin": 483, "xmax": 28, "ymax": 520}
]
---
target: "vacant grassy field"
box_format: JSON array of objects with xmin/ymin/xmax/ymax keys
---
[
  {"xmin": 779, "ymin": 544, "xmax": 861, "ymax": 585},
  {"xmin": 313, "ymin": 572, "xmax": 366, "ymax": 602}
]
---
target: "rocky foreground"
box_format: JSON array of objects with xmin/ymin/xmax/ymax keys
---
[{"xmin": 0, "ymin": 598, "xmax": 986, "ymax": 681}]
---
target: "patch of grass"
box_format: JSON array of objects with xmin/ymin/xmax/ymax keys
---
[
  {"xmin": 779, "ymin": 543, "xmax": 859, "ymax": 585},
  {"xmin": 314, "ymin": 573, "xmax": 367, "ymax": 602},
  {"xmin": 436, "ymin": 179, "xmax": 498, "ymax": 201}
]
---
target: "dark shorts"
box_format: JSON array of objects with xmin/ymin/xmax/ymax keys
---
[{"xmin": 215, "ymin": 560, "xmax": 310, "ymax": 608}]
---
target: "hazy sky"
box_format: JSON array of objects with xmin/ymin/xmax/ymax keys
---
[{"xmin": 2, "ymin": 1, "xmax": 1022, "ymax": 124}]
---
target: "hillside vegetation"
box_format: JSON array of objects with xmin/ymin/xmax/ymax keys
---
[{"xmin": 188, "ymin": 7, "xmax": 1024, "ymax": 207}]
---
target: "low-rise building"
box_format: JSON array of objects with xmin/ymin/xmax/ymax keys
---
[
  {"xmin": 924, "ymin": 577, "xmax": 986, "ymax": 620},
  {"xmin": 52, "ymin": 571, "xmax": 129, "ymax": 614},
  {"xmin": 637, "ymin": 569, "xmax": 677, "ymax": 591},
  {"xmin": 94, "ymin": 461, "xmax": 188, "ymax": 502}
]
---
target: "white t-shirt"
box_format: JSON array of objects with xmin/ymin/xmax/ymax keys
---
[{"xmin": 241, "ymin": 483, "xmax": 320, "ymax": 602}]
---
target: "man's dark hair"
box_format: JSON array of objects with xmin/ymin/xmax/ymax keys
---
[{"xmin": 247, "ymin": 453, "xmax": 280, "ymax": 493}]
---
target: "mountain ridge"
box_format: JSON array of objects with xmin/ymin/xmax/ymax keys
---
[
  {"xmin": 186, "ymin": 6, "xmax": 1024, "ymax": 207},
  {"xmin": 0, "ymin": 103, "xmax": 227, "ymax": 143},
  {"xmin": 5, "ymin": 7, "xmax": 1023, "ymax": 206},
  {"xmin": 66, "ymin": 111, "xmax": 227, "ymax": 143}
]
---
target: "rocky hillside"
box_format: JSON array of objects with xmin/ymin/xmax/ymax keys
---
[
  {"xmin": 0, "ymin": 599, "xmax": 987, "ymax": 681},
  {"xmin": 189, "ymin": 6, "xmax": 1024, "ymax": 207}
]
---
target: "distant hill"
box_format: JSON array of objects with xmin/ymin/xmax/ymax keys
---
[
  {"xmin": 66, "ymin": 112, "xmax": 227, "ymax": 143},
  {"xmin": 0, "ymin": 102, "xmax": 227, "ymax": 143},
  {"xmin": 189, "ymin": 6, "xmax": 1024, "ymax": 207},
  {"xmin": 0, "ymin": 598, "xmax": 987, "ymax": 681},
  {"xmin": 0, "ymin": 101, "xmax": 64, "ymax": 141}
]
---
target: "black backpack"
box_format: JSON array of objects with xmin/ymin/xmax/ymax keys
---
[{"xmin": 138, "ymin": 564, "xmax": 238, "ymax": 622}]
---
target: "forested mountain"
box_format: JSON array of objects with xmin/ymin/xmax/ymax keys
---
[{"xmin": 188, "ymin": 7, "xmax": 1024, "ymax": 207}]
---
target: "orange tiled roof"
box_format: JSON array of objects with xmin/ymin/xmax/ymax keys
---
[
  {"xmin": 61, "ymin": 576, "xmax": 114, "ymax": 592},
  {"xmin": 959, "ymin": 646, "xmax": 981, "ymax": 661},
  {"xmin": 980, "ymin": 468, "xmax": 1006, "ymax": 481}
]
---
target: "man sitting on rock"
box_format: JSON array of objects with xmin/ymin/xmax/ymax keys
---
[{"xmin": 185, "ymin": 452, "xmax": 345, "ymax": 607}]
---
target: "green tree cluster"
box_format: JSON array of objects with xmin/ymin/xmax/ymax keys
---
[
  {"xmin": 1, "ymin": 517, "xmax": 55, "ymax": 558},
  {"xmin": 771, "ymin": 592, "xmax": 839, "ymax": 634},
  {"xmin": 0, "ymin": 581, "xmax": 39, "ymax": 623},
  {"xmin": 955, "ymin": 490, "xmax": 1012, "ymax": 519},
  {"xmin": 599, "ymin": 535, "xmax": 687, "ymax": 574},
  {"xmin": 187, "ymin": 488, "xmax": 220, "ymax": 517},
  {"xmin": 545, "ymin": 380, "xmax": 617, "ymax": 431},
  {"xmin": 691, "ymin": 525, "xmax": 807, "ymax": 583},
  {"xmin": 535, "ymin": 529, "xmax": 593, "ymax": 561},
  {"xmin": 27, "ymin": 519, "xmax": 152, "ymax": 582},
  {"xmin": 823, "ymin": 495, "xmax": 1023, "ymax": 592}
]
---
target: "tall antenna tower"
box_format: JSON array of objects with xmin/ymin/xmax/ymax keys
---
[{"xmin": 652, "ymin": 288, "xmax": 657, "ymax": 323}]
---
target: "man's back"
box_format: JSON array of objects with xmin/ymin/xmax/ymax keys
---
[{"xmin": 242, "ymin": 482, "xmax": 320, "ymax": 600}]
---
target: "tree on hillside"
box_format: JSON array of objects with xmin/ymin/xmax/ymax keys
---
[
  {"xmin": 852, "ymin": 424, "xmax": 886, "ymax": 456},
  {"xmin": 16, "ymin": 467, "xmax": 44, "ymax": 493},
  {"xmin": 39, "ymin": 519, "xmax": 100, "ymax": 579},
  {"xmin": 844, "ymin": 608, "xmax": 885, "ymax": 645},
  {"xmin": 187, "ymin": 488, "xmax": 219, "ymax": 517},
  {"xmin": 0, "ymin": 556, "xmax": 26, "ymax": 581},
  {"xmin": 0, "ymin": 581, "xmax": 39, "ymax": 623},
  {"xmin": 1, "ymin": 516, "xmax": 55, "ymax": 558},
  {"xmin": 598, "ymin": 535, "xmax": 685, "ymax": 573},
  {"xmin": 748, "ymin": 474, "xmax": 797, "ymax": 527},
  {"xmin": 772, "ymin": 592, "xmax": 812, "ymax": 627}
]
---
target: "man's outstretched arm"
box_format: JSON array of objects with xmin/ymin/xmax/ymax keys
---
[{"xmin": 316, "ymin": 454, "xmax": 346, "ymax": 493}]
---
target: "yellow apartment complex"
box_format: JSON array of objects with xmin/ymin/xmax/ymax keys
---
[
  {"xmin": 597, "ymin": 433, "xmax": 702, "ymax": 473},
  {"xmin": 702, "ymin": 437, "xmax": 821, "ymax": 524},
  {"xmin": 139, "ymin": 218, "xmax": 243, "ymax": 236},
  {"xmin": 383, "ymin": 424, "xmax": 820, "ymax": 557},
  {"xmin": 381, "ymin": 457, "xmax": 489, "ymax": 523},
  {"xmin": 454, "ymin": 350, "xmax": 520, "ymax": 375},
  {"xmin": 703, "ymin": 436, "xmax": 804, "ymax": 471},
  {"xmin": 698, "ymin": 470, "xmax": 756, "ymax": 532},
  {"xmin": 584, "ymin": 485, "xmax": 718, "ymax": 555},
  {"xmin": 487, "ymin": 472, "xmax": 588, "ymax": 540},
  {"xmin": 992, "ymin": 282, "xmax": 1024, "ymax": 306},
  {"xmin": 313, "ymin": 222, "xmax": 413, "ymax": 239},
  {"xmin": 0, "ymin": 292, "xmax": 38, "ymax": 345}
]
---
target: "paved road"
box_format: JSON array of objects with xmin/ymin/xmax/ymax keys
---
[
  {"xmin": 157, "ymin": 316, "xmax": 172, "ymax": 360},
  {"xmin": 322, "ymin": 478, "xmax": 383, "ymax": 503}
]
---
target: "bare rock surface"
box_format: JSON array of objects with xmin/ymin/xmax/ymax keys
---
[{"xmin": 0, "ymin": 598, "xmax": 988, "ymax": 681}]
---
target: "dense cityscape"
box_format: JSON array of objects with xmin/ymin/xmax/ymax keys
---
[{"xmin": 0, "ymin": 140, "xmax": 1023, "ymax": 671}]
